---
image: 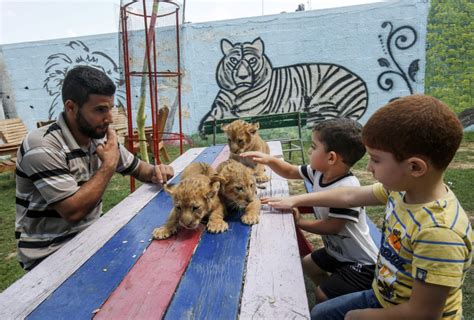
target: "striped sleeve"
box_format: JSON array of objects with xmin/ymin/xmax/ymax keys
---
[
  {"xmin": 116, "ymin": 144, "xmax": 140, "ymax": 175},
  {"xmin": 298, "ymin": 165, "xmax": 314, "ymax": 185},
  {"xmin": 19, "ymin": 147, "xmax": 79, "ymax": 205},
  {"xmin": 411, "ymin": 227, "xmax": 471, "ymax": 288}
]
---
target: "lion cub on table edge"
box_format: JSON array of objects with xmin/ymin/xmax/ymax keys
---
[
  {"xmin": 152, "ymin": 162, "xmax": 226, "ymax": 240},
  {"xmin": 222, "ymin": 119, "xmax": 270, "ymax": 184}
]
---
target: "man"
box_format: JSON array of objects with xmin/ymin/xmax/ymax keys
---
[{"xmin": 15, "ymin": 65, "xmax": 174, "ymax": 270}]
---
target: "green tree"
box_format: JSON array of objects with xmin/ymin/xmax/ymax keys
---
[{"xmin": 425, "ymin": 0, "xmax": 473, "ymax": 117}]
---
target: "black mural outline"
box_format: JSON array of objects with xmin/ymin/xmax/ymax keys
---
[
  {"xmin": 377, "ymin": 21, "xmax": 419, "ymax": 98},
  {"xmin": 198, "ymin": 38, "xmax": 369, "ymax": 132},
  {"xmin": 43, "ymin": 40, "xmax": 125, "ymax": 120}
]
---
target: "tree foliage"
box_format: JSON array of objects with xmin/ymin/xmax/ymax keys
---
[{"xmin": 425, "ymin": 0, "xmax": 473, "ymax": 115}]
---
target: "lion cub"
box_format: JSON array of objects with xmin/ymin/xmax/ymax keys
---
[
  {"xmin": 152, "ymin": 163, "xmax": 227, "ymax": 240},
  {"xmin": 217, "ymin": 159, "xmax": 261, "ymax": 225},
  {"xmin": 221, "ymin": 119, "xmax": 270, "ymax": 184}
]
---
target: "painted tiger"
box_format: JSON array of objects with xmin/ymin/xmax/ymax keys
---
[{"xmin": 198, "ymin": 37, "xmax": 368, "ymax": 132}]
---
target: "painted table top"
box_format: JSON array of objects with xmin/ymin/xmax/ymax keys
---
[{"xmin": 0, "ymin": 141, "xmax": 309, "ymax": 320}]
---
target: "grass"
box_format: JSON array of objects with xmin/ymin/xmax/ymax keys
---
[{"xmin": 0, "ymin": 132, "xmax": 472, "ymax": 318}]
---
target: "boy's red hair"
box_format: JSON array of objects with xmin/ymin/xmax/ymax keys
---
[{"xmin": 362, "ymin": 95, "xmax": 463, "ymax": 170}]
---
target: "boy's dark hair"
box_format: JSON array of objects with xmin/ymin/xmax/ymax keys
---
[
  {"xmin": 362, "ymin": 94, "xmax": 463, "ymax": 170},
  {"xmin": 313, "ymin": 118, "xmax": 366, "ymax": 166},
  {"xmin": 61, "ymin": 65, "xmax": 116, "ymax": 107}
]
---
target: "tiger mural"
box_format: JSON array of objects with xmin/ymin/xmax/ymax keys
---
[{"xmin": 198, "ymin": 37, "xmax": 368, "ymax": 131}]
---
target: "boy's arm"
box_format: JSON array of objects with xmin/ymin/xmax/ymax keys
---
[
  {"xmin": 264, "ymin": 185, "xmax": 383, "ymax": 209},
  {"xmin": 240, "ymin": 151, "xmax": 301, "ymax": 179},
  {"xmin": 297, "ymin": 217, "xmax": 347, "ymax": 235},
  {"xmin": 345, "ymin": 280, "xmax": 449, "ymax": 320}
]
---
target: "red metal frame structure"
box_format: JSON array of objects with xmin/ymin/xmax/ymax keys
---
[{"xmin": 120, "ymin": 0, "xmax": 184, "ymax": 191}]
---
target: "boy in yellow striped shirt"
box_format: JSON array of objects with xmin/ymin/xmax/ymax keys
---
[{"xmin": 265, "ymin": 95, "xmax": 472, "ymax": 319}]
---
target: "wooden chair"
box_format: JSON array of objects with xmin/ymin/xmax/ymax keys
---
[
  {"xmin": 123, "ymin": 107, "xmax": 170, "ymax": 163},
  {"xmin": 0, "ymin": 118, "xmax": 29, "ymax": 174}
]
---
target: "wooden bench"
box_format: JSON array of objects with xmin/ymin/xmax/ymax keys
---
[
  {"xmin": 0, "ymin": 118, "xmax": 28, "ymax": 174},
  {"xmin": 202, "ymin": 112, "xmax": 307, "ymax": 162}
]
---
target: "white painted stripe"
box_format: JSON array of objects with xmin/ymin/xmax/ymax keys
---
[
  {"xmin": 240, "ymin": 141, "xmax": 310, "ymax": 319},
  {"xmin": 0, "ymin": 147, "xmax": 205, "ymax": 319}
]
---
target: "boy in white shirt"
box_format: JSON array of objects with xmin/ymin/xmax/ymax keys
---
[{"xmin": 241, "ymin": 118, "xmax": 378, "ymax": 303}]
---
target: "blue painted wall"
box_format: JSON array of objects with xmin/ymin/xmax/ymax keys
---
[{"xmin": 0, "ymin": 0, "xmax": 429, "ymax": 134}]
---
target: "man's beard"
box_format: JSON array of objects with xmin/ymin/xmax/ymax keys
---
[{"xmin": 76, "ymin": 110, "xmax": 107, "ymax": 139}]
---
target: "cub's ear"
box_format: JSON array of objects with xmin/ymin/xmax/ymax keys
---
[
  {"xmin": 163, "ymin": 183, "xmax": 176, "ymax": 196},
  {"xmin": 247, "ymin": 122, "xmax": 259, "ymax": 135},
  {"xmin": 221, "ymin": 123, "xmax": 230, "ymax": 132},
  {"xmin": 210, "ymin": 175, "xmax": 225, "ymax": 188}
]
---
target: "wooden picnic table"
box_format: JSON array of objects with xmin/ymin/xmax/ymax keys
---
[{"xmin": 0, "ymin": 141, "xmax": 310, "ymax": 320}]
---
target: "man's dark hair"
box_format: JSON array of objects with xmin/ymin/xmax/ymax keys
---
[
  {"xmin": 313, "ymin": 118, "xmax": 366, "ymax": 167},
  {"xmin": 61, "ymin": 65, "xmax": 116, "ymax": 107},
  {"xmin": 362, "ymin": 94, "xmax": 463, "ymax": 170}
]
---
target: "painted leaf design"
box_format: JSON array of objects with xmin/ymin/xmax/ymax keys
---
[
  {"xmin": 408, "ymin": 59, "xmax": 419, "ymax": 82},
  {"xmin": 378, "ymin": 58, "xmax": 390, "ymax": 67}
]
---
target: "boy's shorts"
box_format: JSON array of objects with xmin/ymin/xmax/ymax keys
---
[{"xmin": 311, "ymin": 248, "xmax": 375, "ymax": 299}]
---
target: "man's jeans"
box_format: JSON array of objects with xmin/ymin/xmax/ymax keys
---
[{"xmin": 311, "ymin": 289, "xmax": 382, "ymax": 320}]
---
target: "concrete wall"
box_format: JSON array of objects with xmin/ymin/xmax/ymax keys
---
[{"xmin": 0, "ymin": 0, "xmax": 429, "ymax": 134}]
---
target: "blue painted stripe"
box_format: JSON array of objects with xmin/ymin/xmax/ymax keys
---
[
  {"xmin": 164, "ymin": 210, "xmax": 251, "ymax": 320},
  {"xmin": 27, "ymin": 145, "xmax": 225, "ymax": 320}
]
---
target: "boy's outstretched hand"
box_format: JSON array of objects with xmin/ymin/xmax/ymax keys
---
[
  {"xmin": 261, "ymin": 197, "xmax": 295, "ymax": 209},
  {"xmin": 240, "ymin": 151, "xmax": 273, "ymax": 164}
]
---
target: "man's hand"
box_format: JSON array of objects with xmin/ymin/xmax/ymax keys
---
[
  {"xmin": 151, "ymin": 164, "xmax": 174, "ymax": 185},
  {"xmin": 261, "ymin": 196, "xmax": 295, "ymax": 209},
  {"xmin": 96, "ymin": 128, "xmax": 120, "ymax": 170},
  {"xmin": 240, "ymin": 151, "xmax": 273, "ymax": 164}
]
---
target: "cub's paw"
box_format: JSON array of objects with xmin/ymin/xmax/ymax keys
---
[
  {"xmin": 255, "ymin": 174, "xmax": 269, "ymax": 184},
  {"xmin": 241, "ymin": 213, "xmax": 259, "ymax": 225},
  {"xmin": 207, "ymin": 220, "xmax": 229, "ymax": 233},
  {"xmin": 152, "ymin": 227, "xmax": 174, "ymax": 240}
]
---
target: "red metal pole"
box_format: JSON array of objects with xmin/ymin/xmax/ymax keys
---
[
  {"xmin": 175, "ymin": 8, "xmax": 183, "ymax": 154},
  {"xmin": 120, "ymin": 4, "xmax": 136, "ymax": 192}
]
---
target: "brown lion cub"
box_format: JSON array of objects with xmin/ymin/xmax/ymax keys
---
[
  {"xmin": 152, "ymin": 163, "xmax": 226, "ymax": 240},
  {"xmin": 216, "ymin": 159, "xmax": 261, "ymax": 225},
  {"xmin": 221, "ymin": 119, "xmax": 270, "ymax": 184}
]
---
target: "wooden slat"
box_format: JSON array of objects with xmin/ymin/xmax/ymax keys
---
[
  {"xmin": 240, "ymin": 141, "xmax": 310, "ymax": 319},
  {"xmin": 0, "ymin": 147, "xmax": 206, "ymax": 320},
  {"xmin": 164, "ymin": 212, "xmax": 252, "ymax": 320},
  {"xmin": 95, "ymin": 146, "xmax": 230, "ymax": 319},
  {"xmin": 25, "ymin": 146, "xmax": 225, "ymax": 320}
]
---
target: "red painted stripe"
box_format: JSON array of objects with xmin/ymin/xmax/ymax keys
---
[
  {"xmin": 95, "ymin": 146, "xmax": 230, "ymax": 319},
  {"xmin": 94, "ymin": 227, "xmax": 204, "ymax": 320}
]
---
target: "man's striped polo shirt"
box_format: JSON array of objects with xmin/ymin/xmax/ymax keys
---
[{"xmin": 15, "ymin": 113, "xmax": 139, "ymax": 270}]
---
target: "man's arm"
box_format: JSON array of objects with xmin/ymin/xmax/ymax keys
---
[
  {"xmin": 345, "ymin": 280, "xmax": 450, "ymax": 320},
  {"xmin": 53, "ymin": 128, "xmax": 120, "ymax": 223},
  {"xmin": 240, "ymin": 151, "xmax": 301, "ymax": 179},
  {"xmin": 264, "ymin": 185, "xmax": 383, "ymax": 209},
  {"xmin": 131, "ymin": 161, "xmax": 174, "ymax": 184}
]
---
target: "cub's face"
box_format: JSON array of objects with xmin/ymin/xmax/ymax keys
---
[
  {"xmin": 165, "ymin": 175, "xmax": 220, "ymax": 229},
  {"xmin": 222, "ymin": 120, "xmax": 260, "ymax": 154},
  {"xmin": 217, "ymin": 160, "xmax": 257, "ymax": 208}
]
